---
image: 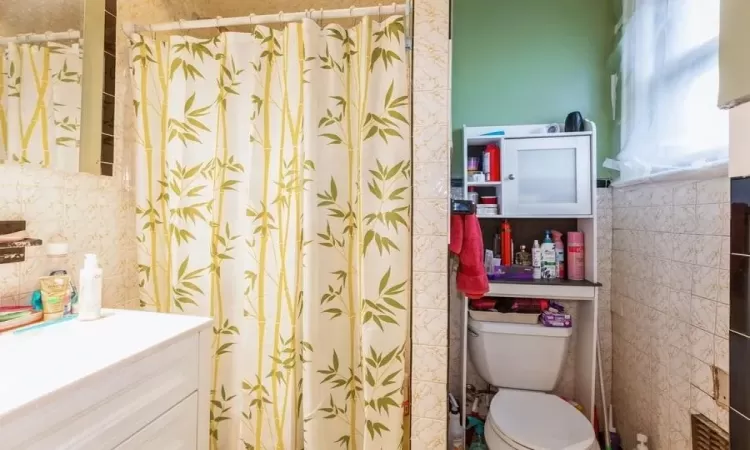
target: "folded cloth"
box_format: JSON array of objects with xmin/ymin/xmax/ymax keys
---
[{"xmin": 450, "ymin": 214, "xmax": 489, "ymax": 299}]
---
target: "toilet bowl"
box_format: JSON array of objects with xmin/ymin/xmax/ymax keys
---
[
  {"xmin": 483, "ymin": 389, "xmax": 596, "ymax": 450},
  {"xmin": 466, "ymin": 319, "xmax": 597, "ymax": 450}
]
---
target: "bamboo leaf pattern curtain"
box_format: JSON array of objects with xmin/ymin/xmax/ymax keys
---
[
  {"xmin": 0, "ymin": 42, "xmax": 82, "ymax": 171},
  {"xmin": 131, "ymin": 17, "xmax": 410, "ymax": 450}
]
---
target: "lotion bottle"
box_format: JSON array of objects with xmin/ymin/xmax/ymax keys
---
[
  {"xmin": 78, "ymin": 253, "xmax": 103, "ymax": 321},
  {"xmin": 541, "ymin": 231, "xmax": 557, "ymax": 279},
  {"xmin": 532, "ymin": 240, "xmax": 542, "ymax": 279}
]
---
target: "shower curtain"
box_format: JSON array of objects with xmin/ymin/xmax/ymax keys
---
[
  {"xmin": 131, "ymin": 17, "xmax": 410, "ymax": 450},
  {"xmin": 0, "ymin": 42, "xmax": 82, "ymax": 171}
]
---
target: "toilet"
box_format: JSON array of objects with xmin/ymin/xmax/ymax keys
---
[{"xmin": 468, "ymin": 318, "xmax": 597, "ymax": 450}]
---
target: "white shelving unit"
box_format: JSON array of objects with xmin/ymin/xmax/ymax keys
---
[
  {"xmin": 459, "ymin": 121, "xmax": 600, "ymax": 426},
  {"xmin": 462, "ymin": 121, "xmax": 597, "ymax": 219}
]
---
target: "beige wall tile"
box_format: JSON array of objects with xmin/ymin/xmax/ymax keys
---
[
  {"xmin": 412, "ymin": 344, "xmax": 447, "ymax": 383},
  {"xmin": 413, "ymin": 162, "xmax": 449, "ymax": 199},
  {"xmin": 413, "ymin": 307, "xmax": 448, "ymax": 346},
  {"xmin": 412, "ymin": 89, "xmax": 449, "ymax": 128},
  {"xmin": 413, "ymin": 122, "xmax": 449, "ymax": 163},
  {"xmin": 411, "ymin": 417, "xmax": 447, "ymax": 450},
  {"xmin": 414, "ymin": 198, "xmax": 448, "ymax": 236},
  {"xmin": 413, "ymin": 271, "xmax": 448, "ymax": 310},
  {"xmin": 412, "ymin": 380, "xmax": 447, "ymax": 420},
  {"xmin": 413, "ymin": 234, "xmax": 448, "ymax": 272}
]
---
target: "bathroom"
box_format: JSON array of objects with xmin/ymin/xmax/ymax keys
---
[{"xmin": 0, "ymin": 0, "xmax": 748, "ymax": 449}]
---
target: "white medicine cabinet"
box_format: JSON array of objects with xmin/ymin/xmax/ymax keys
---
[{"xmin": 462, "ymin": 122, "xmax": 596, "ymax": 218}]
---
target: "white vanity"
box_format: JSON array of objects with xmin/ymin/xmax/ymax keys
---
[{"xmin": 0, "ymin": 309, "xmax": 213, "ymax": 450}]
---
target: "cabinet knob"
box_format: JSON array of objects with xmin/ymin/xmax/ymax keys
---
[{"xmin": 507, "ymin": 174, "xmax": 515, "ymax": 180}]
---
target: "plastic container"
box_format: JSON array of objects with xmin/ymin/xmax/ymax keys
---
[
  {"xmin": 78, "ymin": 254, "xmax": 103, "ymax": 321},
  {"xmin": 567, "ymin": 232, "xmax": 585, "ymax": 280},
  {"xmin": 467, "ymin": 156, "xmax": 481, "ymax": 171},
  {"xmin": 448, "ymin": 393, "xmax": 464, "ymax": 450},
  {"xmin": 479, "ymin": 196, "xmax": 497, "ymax": 204},
  {"xmin": 467, "ymin": 187, "xmax": 479, "ymax": 204}
]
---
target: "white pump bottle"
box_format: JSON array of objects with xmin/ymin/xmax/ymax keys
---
[{"xmin": 78, "ymin": 254, "xmax": 103, "ymax": 321}]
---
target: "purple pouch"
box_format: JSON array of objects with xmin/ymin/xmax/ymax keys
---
[{"xmin": 541, "ymin": 311, "xmax": 572, "ymax": 328}]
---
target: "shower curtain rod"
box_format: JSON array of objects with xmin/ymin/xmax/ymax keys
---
[
  {"xmin": 0, "ymin": 30, "xmax": 81, "ymax": 45},
  {"xmin": 128, "ymin": 4, "xmax": 407, "ymax": 34}
]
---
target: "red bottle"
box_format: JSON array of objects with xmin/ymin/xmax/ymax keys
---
[
  {"xmin": 500, "ymin": 220, "xmax": 512, "ymax": 266},
  {"xmin": 483, "ymin": 144, "xmax": 501, "ymax": 181}
]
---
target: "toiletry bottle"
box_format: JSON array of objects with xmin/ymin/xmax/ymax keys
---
[
  {"xmin": 567, "ymin": 231, "xmax": 585, "ymax": 281},
  {"xmin": 541, "ymin": 231, "xmax": 556, "ymax": 279},
  {"xmin": 482, "ymin": 144, "xmax": 500, "ymax": 182},
  {"xmin": 500, "ymin": 220, "xmax": 512, "ymax": 266},
  {"xmin": 515, "ymin": 244, "xmax": 531, "ymax": 266},
  {"xmin": 532, "ymin": 240, "xmax": 541, "ymax": 279},
  {"xmin": 448, "ymin": 394, "xmax": 464, "ymax": 450},
  {"xmin": 551, "ymin": 230, "xmax": 565, "ymax": 279},
  {"xmin": 78, "ymin": 254, "xmax": 103, "ymax": 321}
]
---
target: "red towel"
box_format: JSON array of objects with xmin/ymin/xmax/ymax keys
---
[{"xmin": 450, "ymin": 214, "xmax": 489, "ymax": 299}]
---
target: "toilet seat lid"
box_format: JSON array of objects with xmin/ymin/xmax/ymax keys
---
[{"xmin": 489, "ymin": 389, "xmax": 595, "ymax": 450}]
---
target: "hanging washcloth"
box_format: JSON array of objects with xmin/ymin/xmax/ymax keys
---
[{"xmin": 450, "ymin": 214, "xmax": 489, "ymax": 299}]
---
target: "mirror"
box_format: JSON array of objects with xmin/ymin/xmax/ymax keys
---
[
  {"xmin": 0, "ymin": 0, "xmax": 116, "ymax": 176},
  {"xmin": 0, "ymin": 0, "xmax": 84, "ymax": 172}
]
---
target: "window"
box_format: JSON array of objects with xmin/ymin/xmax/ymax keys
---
[{"xmin": 617, "ymin": 0, "xmax": 728, "ymax": 180}]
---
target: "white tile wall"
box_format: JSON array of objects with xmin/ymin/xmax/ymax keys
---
[
  {"xmin": 410, "ymin": 0, "xmax": 451, "ymax": 446},
  {"xmin": 611, "ymin": 177, "xmax": 729, "ymax": 449}
]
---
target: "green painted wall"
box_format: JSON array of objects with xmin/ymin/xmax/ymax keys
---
[{"xmin": 451, "ymin": 0, "xmax": 616, "ymax": 178}]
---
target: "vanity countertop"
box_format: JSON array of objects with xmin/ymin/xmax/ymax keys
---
[{"xmin": 0, "ymin": 309, "xmax": 212, "ymax": 419}]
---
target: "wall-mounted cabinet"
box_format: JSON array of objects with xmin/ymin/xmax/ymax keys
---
[{"xmin": 462, "ymin": 122, "xmax": 597, "ymax": 218}]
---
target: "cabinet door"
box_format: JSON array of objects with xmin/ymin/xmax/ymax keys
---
[
  {"xmin": 115, "ymin": 393, "xmax": 198, "ymax": 450},
  {"xmin": 502, "ymin": 136, "xmax": 592, "ymax": 216}
]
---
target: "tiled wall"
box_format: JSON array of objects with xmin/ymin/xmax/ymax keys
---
[
  {"xmin": 0, "ymin": 167, "xmax": 136, "ymax": 309},
  {"xmin": 410, "ymin": 0, "xmax": 450, "ymax": 448},
  {"xmin": 611, "ymin": 177, "xmax": 730, "ymax": 449}
]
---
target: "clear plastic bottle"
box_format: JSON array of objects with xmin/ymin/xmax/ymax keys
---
[{"xmin": 448, "ymin": 393, "xmax": 464, "ymax": 450}]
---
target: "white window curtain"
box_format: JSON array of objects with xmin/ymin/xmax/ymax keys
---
[{"xmin": 616, "ymin": 0, "xmax": 728, "ymax": 181}]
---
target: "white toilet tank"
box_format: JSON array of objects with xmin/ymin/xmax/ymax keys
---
[{"xmin": 467, "ymin": 318, "xmax": 572, "ymax": 391}]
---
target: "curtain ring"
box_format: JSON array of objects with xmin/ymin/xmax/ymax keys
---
[
  {"xmin": 216, "ymin": 16, "xmax": 222, "ymax": 29},
  {"xmin": 392, "ymin": 2, "xmax": 397, "ymax": 14},
  {"xmin": 278, "ymin": 11, "xmax": 284, "ymax": 23},
  {"xmin": 318, "ymin": 8, "xmax": 324, "ymax": 27},
  {"xmin": 248, "ymin": 13, "xmax": 255, "ymax": 32},
  {"xmin": 350, "ymin": 5, "xmax": 355, "ymax": 17},
  {"xmin": 378, "ymin": 4, "xmax": 383, "ymax": 21}
]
